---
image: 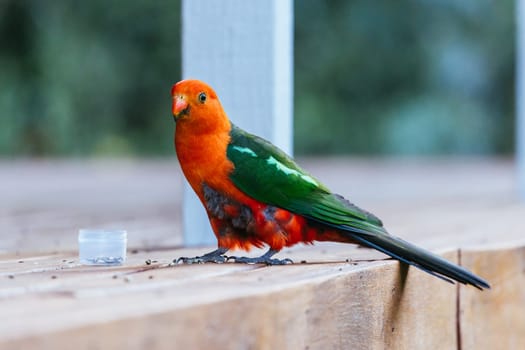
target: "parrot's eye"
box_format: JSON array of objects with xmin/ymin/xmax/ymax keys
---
[{"xmin": 198, "ymin": 92, "xmax": 207, "ymax": 104}]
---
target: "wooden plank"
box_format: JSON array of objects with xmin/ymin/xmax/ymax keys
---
[
  {"xmin": 0, "ymin": 240, "xmax": 523, "ymax": 348},
  {"xmin": 0, "ymin": 247, "xmax": 459, "ymax": 350},
  {"xmin": 180, "ymin": 0, "xmax": 293, "ymax": 246},
  {"xmin": 0, "ymin": 245, "xmax": 525, "ymax": 349},
  {"xmin": 459, "ymin": 244, "xmax": 525, "ymax": 349}
]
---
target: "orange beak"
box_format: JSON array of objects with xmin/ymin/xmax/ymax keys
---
[{"xmin": 172, "ymin": 95, "xmax": 189, "ymax": 120}]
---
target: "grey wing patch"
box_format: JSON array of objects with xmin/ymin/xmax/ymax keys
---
[{"xmin": 202, "ymin": 183, "xmax": 255, "ymax": 234}]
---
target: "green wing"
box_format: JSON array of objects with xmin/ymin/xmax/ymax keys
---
[
  {"xmin": 227, "ymin": 125, "xmax": 491, "ymax": 289},
  {"xmin": 226, "ymin": 124, "xmax": 385, "ymax": 233}
]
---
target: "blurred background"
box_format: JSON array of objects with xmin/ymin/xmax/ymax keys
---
[{"xmin": 0, "ymin": 0, "xmax": 515, "ymax": 157}]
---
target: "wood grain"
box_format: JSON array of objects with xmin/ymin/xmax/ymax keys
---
[
  {"xmin": 0, "ymin": 248, "xmax": 460, "ymax": 350},
  {"xmin": 0, "ymin": 158, "xmax": 523, "ymax": 349},
  {"xmin": 459, "ymin": 245, "xmax": 525, "ymax": 350}
]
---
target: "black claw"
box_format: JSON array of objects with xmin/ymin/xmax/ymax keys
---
[
  {"xmin": 229, "ymin": 256, "xmax": 293, "ymax": 265},
  {"xmin": 227, "ymin": 248, "xmax": 293, "ymax": 265},
  {"xmin": 174, "ymin": 255, "xmax": 228, "ymax": 265},
  {"xmin": 174, "ymin": 248, "xmax": 229, "ymax": 265},
  {"xmin": 175, "ymin": 248, "xmax": 292, "ymax": 266}
]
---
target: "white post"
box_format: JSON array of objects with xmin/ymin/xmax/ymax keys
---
[
  {"xmin": 518, "ymin": 0, "xmax": 525, "ymax": 198},
  {"xmin": 180, "ymin": 0, "xmax": 294, "ymax": 245}
]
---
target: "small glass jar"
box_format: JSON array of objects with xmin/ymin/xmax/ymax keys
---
[{"xmin": 78, "ymin": 229, "xmax": 127, "ymax": 266}]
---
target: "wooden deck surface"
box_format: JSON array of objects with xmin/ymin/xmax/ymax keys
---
[{"xmin": 1, "ymin": 158, "xmax": 524, "ymax": 349}]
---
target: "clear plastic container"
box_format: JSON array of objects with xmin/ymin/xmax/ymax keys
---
[{"xmin": 78, "ymin": 229, "xmax": 127, "ymax": 265}]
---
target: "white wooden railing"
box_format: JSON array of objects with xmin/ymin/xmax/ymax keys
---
[{"xmin": 181, "ymin": 0, "xmax": 293, "ymax": 245}]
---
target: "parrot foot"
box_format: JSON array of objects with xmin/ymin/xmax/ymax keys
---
[
  {"xmin": 228, "ymin": 249, "xmax": 293, "ymax": 265},
  {"xmin": 174, "ymin": 248, "xmax": 229, "ymax": 264},
  {"xmin": 229, "ymin": 256, "xmax": 293, "ymax": 265}
]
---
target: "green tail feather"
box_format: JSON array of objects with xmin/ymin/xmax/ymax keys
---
[
  {"xmin": 319, "ymin": 221, "xmax": 490, "ymax": 290},
  {"xmin": 355, "ymin": 233, "xmax": 489, "ymax": 289}
]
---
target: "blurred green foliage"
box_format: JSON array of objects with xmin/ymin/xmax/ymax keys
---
[
  {"xmin": 0, "ymin": 0, "xmax": 515, "ymax": 156},
  {"xmin": 0, "ymin": 0, "xmax": 180, "ymax": 156},
  {"xmin": 295, "ymin": 0, "xmax": 515, "ymax": 155}
]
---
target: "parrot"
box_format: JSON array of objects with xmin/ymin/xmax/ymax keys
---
[{"xmin": 170, "ymin": 79, "xmax": 490, "ymax": 290}]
